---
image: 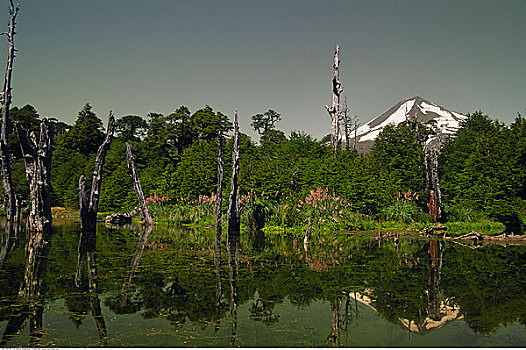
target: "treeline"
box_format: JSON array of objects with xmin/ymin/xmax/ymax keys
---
[{"xmin": 3, "ymin": 103, "xmax": 526, "ymax": 232}]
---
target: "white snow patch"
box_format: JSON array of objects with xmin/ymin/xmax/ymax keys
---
[
  {"xmin": 451, "ymin": 111, "xmax": 467, "ymax": 120},
  {"xmin": 379, "ymin": 100, "xmax": 416, "ymax": 128},
  {"xmin": 359, "ymin": 129, "xmax": 382, "ymax": 142},
  {"xmin": 355, "ymin": 123, "xmax": 370, "ymax": 135},
  {"xmin": 419, "ymin": 101, "xmax": 451, "ymax": 118}
]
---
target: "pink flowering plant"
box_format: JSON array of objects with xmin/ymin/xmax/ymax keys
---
[{"xmin": 296, "ymin": 187, "xmax": 352, "ymax": 227}]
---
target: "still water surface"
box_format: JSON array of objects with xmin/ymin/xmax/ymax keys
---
[{"xmin": 0, "ymin": 219, "xmax": 525, "ymax": 347}]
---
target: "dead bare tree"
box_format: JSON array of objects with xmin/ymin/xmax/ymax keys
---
[
  {"xmin": 79, "ymin": 112, "xmax": 115, "ymax": 232},
  {"xmin": 125, "ymin": 143, "xmax": 153, "ymax": 225},
  {"xmin": 425, "ymin": 144, "xmax": 442, "ymax": 222},
  {"xmin": 0, "ymin": 0, "xmax": 20, "ymax": 221},
  {"xmin": 340, "ymin": 96, "xmax": 359, "ymax": 150},
  {"xmin": 16, "ymin": 119, "xmax": 52, "ymax": 232},
  {"xmin": 216, "ymin": 133, "xmax": 224, "ymax": 242},
  {"xmin": 227, "ymin": 109, "xmax": 240, "ymax": 244},
  {"xmin": 325, "ymin": 44, "xmax": 343, "ymax": 153}
]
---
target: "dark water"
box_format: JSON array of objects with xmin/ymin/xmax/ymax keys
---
[{"xmin": 0, "ymin": 219, "xmax": 525, "ymax": 347}]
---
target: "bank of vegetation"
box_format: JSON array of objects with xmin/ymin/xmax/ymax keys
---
[{"xmin": 1, "ymin": 103, "xmax": 525, "ymax": 236}]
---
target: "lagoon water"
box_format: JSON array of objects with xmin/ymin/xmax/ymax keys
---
[{"xmin": 0, "ymin": 219, "xmax": 525, "ymax": 347}]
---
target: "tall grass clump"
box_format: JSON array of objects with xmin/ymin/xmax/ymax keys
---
[
  {"xmin": 383, "ymin": 190, "xmax": 425, "ymax": 223},
  {"xmin": 147, "ymin": 193, "xmax": 215, "ymax": 225}
]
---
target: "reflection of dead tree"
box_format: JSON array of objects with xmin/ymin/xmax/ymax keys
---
[
  {"xmin": 75, "ymin": 230, "xmax": 108, "ymax": 346},
  {"xmin": 1, "ymin": 232, "xmax": 50, "ymax": 346},
  {"xmin": 304, "ymin": 220, "xmax": 312, "ymax": 245},
  {"xmin": 0, "ymin": 221, "xmax": 18, "ymax": 268},
  {"xmin": 227, "ymin": 239, "xmax": 240, "ymax": 346},
  {"xmin": 427, "ymin": 238, "xmax": 443, "ymax": 319},
  {"xmin": 249, "ymin": 299, "xmax": 279, "ymax": 324},
  {"xmin": 120, "ymin": 225, "xmax": 153, "ymax": 307},
  {"xmin": 326, "ymin": 296, "xmax": 343, "ymax": 347}
]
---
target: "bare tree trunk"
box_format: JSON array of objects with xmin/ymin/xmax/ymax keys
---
[
  {"xmin": 425, "ymin": 145, "xmax": 442, "ymax": 222},
  {"xmin": 78, "ymin": 175, "xmax": 89, "ymax": 231},
  {"xmin": 125, "ymin": 143, "xmax": 153, "ymax": 225},
  {"xmin": 216, "ymin": 133, "xmax": 224, "ymax": 242},
  {"xmin": 214, "ymin": 132, "xmax": 224, "ymax": 310},
  {"xmin": 325, "ymin": 44, "xmax": 343, "ymax": 153},
  {"xmin": 16, "ymin": 120, "xmax": 53, "ymax": 232},
  {"xmin": 227, "ymin": 110, "xmax": 240, "ymax": 244},
  {"xmin": 80, "ymin": 112, "xmax": 115, "ymax": 232},
  {"xmin": 0, "ymin": 1, "xmax": 20, "ymax": 222}
]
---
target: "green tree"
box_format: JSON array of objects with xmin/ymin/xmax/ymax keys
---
[
  {"xmin": 115, "ymin": 115, "xmax": 148, "ymax": 142},
  {"xmin": 368, "ymin": 120, "xmax": 433, "ymax": 210},
  {"xmin": 191, "ymin": 105, "xmax": 232, "ymax": 141},
  {"xmin": 59, "ymin": 103, "xmax": 104, "ymax": 155},
  {"xmin": 251, "ymin": 109, "xmax": 281, "ymax": 137},
  {"xmin": 440, "ymin": 111, "xmax": 521, "ymax": 231}
]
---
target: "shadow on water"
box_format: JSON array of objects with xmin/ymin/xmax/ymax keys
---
[{"xmin": 0, "ymin": 221, "xmax": 525, "ymax": 346}]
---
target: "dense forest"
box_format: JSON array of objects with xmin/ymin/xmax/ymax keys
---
[{"xmin": 2, "ymin": 102, "xmax": 526, "ymax": 234}]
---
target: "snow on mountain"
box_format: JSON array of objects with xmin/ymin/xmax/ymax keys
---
[{"xmin": 351, "ymin": 96, "xmax": 466, "ymax": 153}]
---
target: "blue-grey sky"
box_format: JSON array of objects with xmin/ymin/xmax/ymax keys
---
[{"xmin": 5, "ymin": 0, "xmax": 526, "ymax": 139}]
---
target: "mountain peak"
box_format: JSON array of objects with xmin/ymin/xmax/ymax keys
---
[{"xmin": 351, "ymin": 97, "xmax": 466, "ymax": 153}]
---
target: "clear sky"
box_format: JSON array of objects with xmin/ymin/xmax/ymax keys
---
[{"xmin": 4, "ymin": 0, "xmax": 526, "ymax": 139}]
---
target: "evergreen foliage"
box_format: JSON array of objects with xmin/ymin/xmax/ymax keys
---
[{"xmin": 2, "ymin": 102, "xmax": 525, "ymax": 233}]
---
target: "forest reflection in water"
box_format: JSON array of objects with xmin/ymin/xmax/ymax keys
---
[{"xmin": 0, "ymin": 220, "xmax": 525, "ymax": 347}]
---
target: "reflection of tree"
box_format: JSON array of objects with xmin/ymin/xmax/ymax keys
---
[
  {"xmin": 1, "ymin": 230, "xmax": 50, "ymax": 346},
  {"xmin": 213, "ymin": 229, "xmax": 223, "ymax": 331},
  {"xmin": 326, "ymin": 296, "xmax": 342, "ymax": 347},
  {"xmin": 74, "ymin": 230, "xmax": 108, "ymax": 346},
  {"xmin": 427, "ymin": 237, "xmax": 443, "ymax": 319},
  {"xmin": 227, "ymin": 237, "xmax": 240, "ymax": 346},
  {"xmin": 121, "ymin": 225, "xmax": 153, "ymax": 307},
  {"xmin": 0, "ymin": 221, "xmax": 19, "ymax": 268}
]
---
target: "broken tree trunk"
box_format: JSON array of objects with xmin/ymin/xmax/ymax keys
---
[
  {"xmin": 0, "ymin": 1, "xmax": 20, "ymax": 222},
  {"xmin": 227, "ymin": 110, "xmax": 240, "ymax": 244},
  {"xmin": 325, "ymin": 44, "xmax": 343, "ymax": 153},
  {"xmin": 16, "ymin": 120, "xmax": 53, "ymax": 232},
  {"xmin": 425, "ymin": 144, "xmax": 442, "ymax": 222},
  {"xmin": 79, "ymin": 112, "xmax": 115, "ymax": 232},
  {"xmin": 125, "ymin": 143, "xmax": 153, "ymax": 225}
]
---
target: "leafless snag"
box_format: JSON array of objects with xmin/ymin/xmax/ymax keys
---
[
  {"xmin": 325, "ymin": 44, "xmax": 343, "ymax": 154},
  {"xmin": 227, "ymin": 109, "xmax": 240, "ymax": 245},
  {"xmin": 0, "ymin": 0, "xmax": 20, "ymax": 221},
  {"xmin": 425, "ymin": 144, "xmax": 442, "ymax": 222},
  {"xmin": 16, "ymin": 119, "xmax": 53, "ymax": 232},
  {"xmin": 125, "ymin": 143, "xmax": 153, "ymax": 225},
  {"xmin": 79, "ymin": 112, "xmax": 115, "ymax": 232}
]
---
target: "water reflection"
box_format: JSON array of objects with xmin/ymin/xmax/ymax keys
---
[
  {"xmin": 74, "ymin": 229, "xmax": 107, "ymax": 345},
  {"xmin": 0, "ymin": 222, "xmax": 524, "ymax": 347},
  {"xmin": 1, "ymin": 228, "xmax": 50, "ymax": 346},
  {"xmin": 121, "ymin": 225, "xmax": 153, "ymax": 308},
  {"xmin": 0, "ymin": 221, "xmax": 19, "ymax": 268},
  {"xmin": 227, "ymin": 236, "xmax": 240, "ymax": 346}
]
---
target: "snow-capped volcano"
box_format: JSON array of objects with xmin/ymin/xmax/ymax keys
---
[{"xmin": 352, "ymin": 96, "xmax": 466, "ymax": 153}]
